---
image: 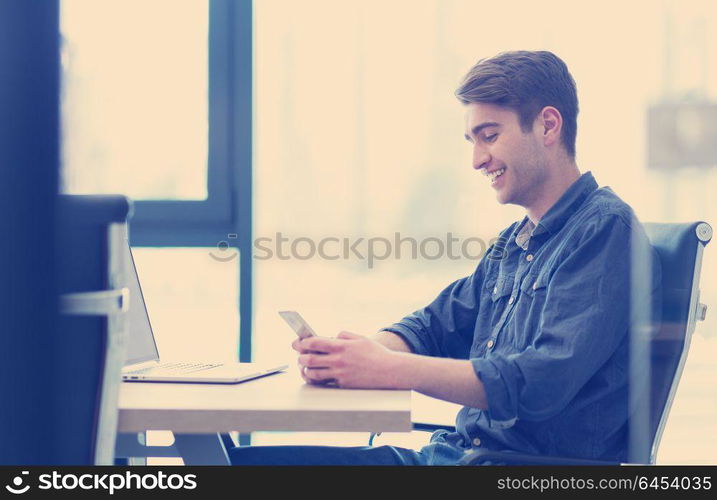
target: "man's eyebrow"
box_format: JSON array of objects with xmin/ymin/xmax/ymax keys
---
[{"xmin": 464, "ymin": 121, "xmax": 501, "ymax": 141}]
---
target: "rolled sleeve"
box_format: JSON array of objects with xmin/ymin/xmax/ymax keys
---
[
  {"xmin": 380, "ymin": 323, "xmax": 432, "ymax": 356},
  {"xmin": 470, "ymin": 357, "xmax": 521, "ymax": 428},
  {"xmin": 381, "ymin": 266, "xmax": 485, "ymax": 358},
  {"xmin": 471, "ymin": 213, "xmax": 655, "ymax": 426}
]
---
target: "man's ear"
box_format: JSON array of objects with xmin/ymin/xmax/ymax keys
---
[{"xmin": 538, "ymin": 106, "xmax": 562, "ymax": 148}]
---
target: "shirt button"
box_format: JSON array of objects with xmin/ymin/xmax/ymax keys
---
[
  {"xmin": 473, "ymin": 437, "xmax": 482, "ymax": 447},
  {"xmin": 508, "ymin": 296, "xmax": 515, "ymax": 304},
  {"xmin": 486, "ymin": 339, "xmax": 494, "ymax": 349},
  {"xmin": 526, "ymin": 254, "xmax": 534, "ymax": 262},
  {"xmin": 493, "ymin": 286, "xmax": 497, "ymax": 294},
  {"xmin": 532, "ymin": 282, "xmax": 538, "ymax": 290}
]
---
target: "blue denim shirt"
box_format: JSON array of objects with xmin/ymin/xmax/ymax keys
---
[{"xmin": 383, "ymin": 172, "xmax": 661, "ymax": 461}]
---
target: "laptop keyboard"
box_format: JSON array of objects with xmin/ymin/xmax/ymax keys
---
[{"xmin": 125, "ymin": 362, "xmax": 223, "ymax": 375}]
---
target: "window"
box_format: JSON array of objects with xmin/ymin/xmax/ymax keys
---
[
  {"xmin": 61, "ymin": 0, "xmax": 253, "ymax": 362},
  {"xmin": 61, "ymin": 0, "xmax": 209, "ymax": 202}
]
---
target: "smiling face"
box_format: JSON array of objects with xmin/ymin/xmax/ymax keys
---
[{"xmin": 464, "ymin": 102, "xmax": 549, "ymax": 209}]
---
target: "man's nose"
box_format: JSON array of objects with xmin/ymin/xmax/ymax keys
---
[{"xmin": 473, "ymin": 146, "xmax": 490, "ymax": 171}]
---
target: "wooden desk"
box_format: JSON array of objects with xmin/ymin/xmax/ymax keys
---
[{"xmin": 116, "ymin": 370, "xmax": 412, "ymax": 464}]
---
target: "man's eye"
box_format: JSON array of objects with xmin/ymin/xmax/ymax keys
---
[{"xmin": 484, "ymin": 134, "xmax": 498, "ymax": 143}]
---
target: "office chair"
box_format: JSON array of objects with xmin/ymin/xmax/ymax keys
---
[
  {"xmin": 56, "ymin": 195, "xmax": 132, "ymax": 465},
  {"xmin": 410, "ymin": 221, "xmax": 712, "ymax": 466}
]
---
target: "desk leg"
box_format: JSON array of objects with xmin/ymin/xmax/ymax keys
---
[
  {"xmin": 133, "ymin": 432, "xmax": 147, "ymax": 465},
  {"xmin": 173, "ymin": 433, "xmax": 231, "ymax": 465},
  {"xmin": 115, "ymin": 432, "xmax": 179, "ymax": 463}
]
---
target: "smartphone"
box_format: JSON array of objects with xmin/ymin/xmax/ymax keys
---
[{"xmin": 278, "ymin": 310, "xmax": 317, "ymax": 339}]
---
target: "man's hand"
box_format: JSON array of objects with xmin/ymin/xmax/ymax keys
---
[
  {"xmin": 290, "ymin": 331, "xmax": 488, "ymax": 408},
  {"xmin": 291, "ymin": 332, "xmax": 408, "ymax": 389}
]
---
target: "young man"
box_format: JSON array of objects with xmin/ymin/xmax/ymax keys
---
[{"xmin": 230, "ymin": 50, "xmax": 661, "ymax": 465}]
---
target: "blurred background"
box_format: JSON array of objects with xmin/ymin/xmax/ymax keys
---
[{"xmin": 59, "ymin": 0, "xmax": 716, "ymax": 463}]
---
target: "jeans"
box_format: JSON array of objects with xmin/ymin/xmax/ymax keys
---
[{"xmin": 229, "ymin": 430, "xmax": 468, "ymax": 466}]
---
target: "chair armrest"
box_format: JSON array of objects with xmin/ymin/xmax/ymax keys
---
[
  {"xmin": 367, "ymin": 422, "xmax": 457, "ymax": 447},
  {"xmin": 458, "ymin": 448, "xmax": 620, "ymax": 466},
  {"xmin": 412, "ymin": 422, "xmax": 457, "ymax": 433},
  {"xmin": 60, "ymin": 288, "xmax": 129, "ymax": 316}
]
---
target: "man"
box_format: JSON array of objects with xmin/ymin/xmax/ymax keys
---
[{"xmin": 230, "ymin": 50, "xmax": 661, "ymax": 465}]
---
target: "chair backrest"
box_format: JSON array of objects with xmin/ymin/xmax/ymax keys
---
[
  {"xmin": 56, "ymin": 195, "xmax": 132, "ymax": 464},
  {"xmin": 641, "ymin": 221, "xmax": 712, "ymax": 463}
]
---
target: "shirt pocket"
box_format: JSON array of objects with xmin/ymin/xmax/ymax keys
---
[
  {"xmin": 520, "ymin": 271, "xmax": 549, "ymax": 301},
  {"xmin": 503, "ymin": 272, "xmax": 548, "ymax": 349},
  {"xmin": 484, "ymin": 275, "xmax": 514, "ymax": 327},
  {"xmin": 486, "ymin": 275, "xmax": 514, "ymax": 303}
]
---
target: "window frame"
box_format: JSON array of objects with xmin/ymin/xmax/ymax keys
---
[
  {"xmin": 127, "ymin": 0, "xmax": 253, "ymax": 362},
  {"xmin": 130, "ymin": 0, "xmax": 247, "ymax": 241}
]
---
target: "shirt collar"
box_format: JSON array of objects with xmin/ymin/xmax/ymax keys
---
[
  {"xmin": 532, "ymin": 171, "xmax": 598, "ymax": 237},
  {"xmin": 515, "ymin": 218, "xmax": 535, "ymax": 250}
]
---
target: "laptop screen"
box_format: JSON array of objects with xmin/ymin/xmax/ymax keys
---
[{"xmin": 124, "ymin": 243, "xmax": 160, "ymax": 366}]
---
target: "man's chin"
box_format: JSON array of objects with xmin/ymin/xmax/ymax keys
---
[{"xmin": 494, "ymin": 189, "xmax": 513, "ymax": 205}]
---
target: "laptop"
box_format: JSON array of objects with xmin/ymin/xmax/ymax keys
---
[{"xmin": 121, "ymin": 243, "xmax": 288, "ymax": 383}]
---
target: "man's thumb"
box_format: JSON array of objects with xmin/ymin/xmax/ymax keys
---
[{"xmin": 337, "ymin": 331, "xmax": 362, "ymax": 340}]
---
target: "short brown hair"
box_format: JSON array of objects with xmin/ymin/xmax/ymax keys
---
[{"xmin": 456, "ymin": 51, "xmax": 578, "ymax": 158}]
